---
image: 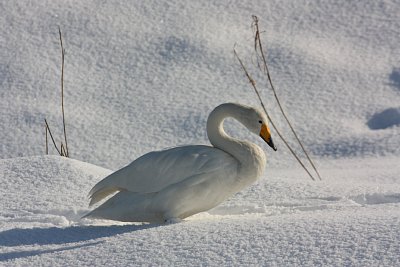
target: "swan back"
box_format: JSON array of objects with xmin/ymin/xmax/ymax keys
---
[{"xmin": 88, "ymin": 145, "xmax": 238, "ymax": 206}]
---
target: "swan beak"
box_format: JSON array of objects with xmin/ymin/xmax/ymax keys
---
[{"xmin": 260, "ymin": 123, "xmax": 277, "ymax": 151}]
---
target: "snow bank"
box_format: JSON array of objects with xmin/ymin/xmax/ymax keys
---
[{"xmin": 1, "ymin": 156, "xmax": 399, "ymax": 266}]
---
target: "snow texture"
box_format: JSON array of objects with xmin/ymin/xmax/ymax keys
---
[{"xmin": 1, "ymin": 0, "xmax": 400, "ymax": 266}]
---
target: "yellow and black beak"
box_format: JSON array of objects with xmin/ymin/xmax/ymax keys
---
[{"xmin": 260, "ymin": 123, "xmax": 277, "ymax": 151}]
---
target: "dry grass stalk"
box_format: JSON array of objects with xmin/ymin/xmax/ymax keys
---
[
  {"xmin": 43, "ymin": 27, "xmax": 70, "ymax": 157},
  {"xmin": 251, "ymin": 15, "xmax": 321, "ymax": 180},
  {"xmin": 60, "ymin": 143, "xmax": 67, "ymax": 157},
  {"xmin": 234, "ymin": 49, "xmax": 316, "ymax": 181},
  {"xmin": 45, "ymin": 123, "xmax": 48, "ymax": 154},
  {"xmin": 58, "ymin": 27, "xmax": 69, "ymax": 157},
  {"xmin": 44, "ymin": 119, "xmax": 62, "ymax": 156}
]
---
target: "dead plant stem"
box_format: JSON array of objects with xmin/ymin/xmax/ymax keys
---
[
  {"xmin": 234, "ymin": 49, "xmax": 316, "ymax": 181},
  {"xmin": 44, "ymin": 119, "xmax": 62, "ymax": 156},
  {"xmin": 251, "ymin": 15, "xmax": 322, "ymax": 180},
  {"xmin": 59, "ymin": 27, "xmax": 69, "ymax": 157}
]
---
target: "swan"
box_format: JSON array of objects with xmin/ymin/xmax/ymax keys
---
[{"xmin": 84, "ymin": 103, "xmax": 277, "ymax": 223}]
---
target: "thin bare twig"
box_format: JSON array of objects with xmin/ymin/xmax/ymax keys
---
[
  {"xmin": 43, "ymin": 27, "xmax": 71, "ymax": 157},
  {"xmin": 45, "ymin": 123, "xmax": 48, "ymax": 155},
  {"xmin": 58, "ymin": 26, "xmax": 69, "ymax": 157},
  {"xmin": 60, "ymin": 143, "xmax": 66, "ymax": 157},
  {"xmin": 251, "ymin": 15, "xmax": 322, "ymax": 180},
  {"xmin": 44, "ymin": 119, "xmax": 62, "ymax": 156},
  {"xmin": 234, "ymin": 48, "xmax": 316, "ymax": 181}
]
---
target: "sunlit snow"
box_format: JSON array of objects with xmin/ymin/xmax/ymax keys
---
[{"xmin": 1, "ymin": 0, "xmax": 399, "ymax": 266}]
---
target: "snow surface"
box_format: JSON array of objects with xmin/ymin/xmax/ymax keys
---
[
  {"xmin": 1, "ymin": 156, "xmax": 400, "ymax": 266},
  {"xmin": 1, "ymin": 0, "xmax": 400, "ymax": 266}
]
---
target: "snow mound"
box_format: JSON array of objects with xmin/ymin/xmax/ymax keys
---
[
  {"xmin": 0, "ymin": 156, "xmax": 111, "ymax": 230},
  {"xmin": 1, "ymin": 156, "xmax": 400, "ymax": 266}
]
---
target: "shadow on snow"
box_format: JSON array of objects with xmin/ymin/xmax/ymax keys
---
[
  {"xmin": 0, "ymin": 223, "xmax": 158, "ymax": 247},
  {"xmin": 0, "ymin": 241, "xmax": 103, "ymax": 262},
  {"xmin": 0, "ymin": 223, "xmax": 160, "ymax": 262}
]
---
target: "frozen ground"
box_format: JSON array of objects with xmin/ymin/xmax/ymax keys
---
[{"xmin": 1, "ymin": 0, "xmax": 400, "ymax": 266}]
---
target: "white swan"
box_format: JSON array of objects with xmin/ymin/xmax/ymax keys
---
[{"xmin": 85, "ymin": 103, "xmax": 277, "ymax": 223}]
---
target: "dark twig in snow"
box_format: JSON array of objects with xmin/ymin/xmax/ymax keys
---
[
  {"xmin": 45, "ymin": 123, "xmax": 48, "ymax": 155},
  {"xmin": 251, "ymin": 15, "xmax": 322, "ymax": 180},
  {"xmin": 58, "ymin": 26, "xmax": 69, "ymax": 157},
  {"xmin": 43, "ymin": 27, "xmax": 70, "ymax": 157},
  {"xmin": 234, "ymin": 48, "xmax": 316, "ymax": 181},
  {"xmin": 44, "ymin": 119, "xmax": 62, "ymax": 156}
]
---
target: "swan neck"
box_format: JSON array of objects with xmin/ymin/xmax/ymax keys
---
[
  {"xmin": 207, "ymin": 104, "xmax": 238, "ymax": 148},
  {"xmin": 206, "ymin": 103, "xmax": 256, "ymax": 161},
  {"xmin": 206, "ymin": 103, "xmax": 267, "ymax": 186}
]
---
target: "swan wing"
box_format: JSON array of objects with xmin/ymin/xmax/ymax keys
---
[{"xmin": 88, "ymin": 145, "xmax": 238, "ymax": 206}]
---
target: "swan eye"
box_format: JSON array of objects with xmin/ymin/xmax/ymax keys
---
[{"xmin": 258, "ymin": 120, "xmax": 263, "ymax": 124}]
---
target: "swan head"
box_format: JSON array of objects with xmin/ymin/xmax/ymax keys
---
[
  {"xmin": 235, "ymin": 104, "xmax": 277, "ymax": 151},
  {"xmin": 249, "ymin": 109, "xmax": 277, "ymax": 151}
]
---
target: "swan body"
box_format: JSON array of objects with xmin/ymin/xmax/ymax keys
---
[{"xmin": 85, "ymin": 103, "xmax": 276, "ymax": 222}]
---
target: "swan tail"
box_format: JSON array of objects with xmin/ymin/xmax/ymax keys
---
[
  {"xmin": 88, "ymin": 171, "xmax": 125, "ymax": 206},
  {"xmin": 89, "ymin": 186, "xmax": 120, "ymax": 206},
  {"xmin": 84, "ymin": 191, "xmax": 162, "ymax": 222}
]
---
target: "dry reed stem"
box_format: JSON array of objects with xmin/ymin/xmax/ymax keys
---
[
  {"xmin": 45, "ymin": 123, "xmax": 48, "ymax": 154},
  {"xmin": 234, "ymin": 49, "xmax": 316, "ymax": 181},
  {"xmin": 44, "ymin": 119, "xmax": 62, "ymax": 156},
  {"xmin": 60, "ymin": 143, "xmax": 66, "ymax": 157},
  {"xmin": 251, "ymin": 15, "xmax": 322, "ymax": 180},
  {"xmin": 43, "ymin": 27, "xmax": 70, "ymax": 157},
  {"xmin": 58, "ymin": 27, "xmax": 69, "ymax": 157}
]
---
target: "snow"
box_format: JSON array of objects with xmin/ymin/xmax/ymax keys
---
[
  {"xmin": 1, "ymin": 0, "xmax": 400, "ymax": 266},
  {"xmin": 1, "ymin": 156, "xmax": 399, "ymax": 266}
]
